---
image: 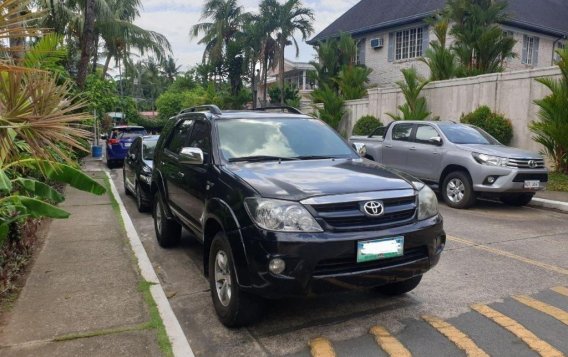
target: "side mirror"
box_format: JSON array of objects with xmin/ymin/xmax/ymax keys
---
[
  {"xmin": 352, "ymin": 142, "xmax": 367, "ymax": 158},
  {"xmin": 101, "ymin": 134, "xmax": 108, "ymax": 140},
  {"xmin": 179, "ymin": 147, "xmax": 204, "ymax": 165},
  {"xmin": 429, "ymin": 136, "xmax": 443, "ymax": 146}
]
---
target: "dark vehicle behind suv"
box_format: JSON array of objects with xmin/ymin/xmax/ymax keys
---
[{"xmin": 151, "ymin": 105, "xmax": 446, "ymax": 326}]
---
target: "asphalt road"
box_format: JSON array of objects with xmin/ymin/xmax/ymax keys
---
[{"xmin": 109, "ymin": 168, "xmax": 568, "ymax": 357}]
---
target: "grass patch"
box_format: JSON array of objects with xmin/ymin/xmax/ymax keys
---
[
  {"xmin": 138, "ymin": 281, "xmax": 174, "ymax": 357},
  {"xmin": 548, "ymin": 172, "xmax": 568, "ymax": 192}
]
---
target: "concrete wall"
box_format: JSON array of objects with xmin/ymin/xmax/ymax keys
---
[{"xmin": 340, "ymin": 66, "xmax": 561, "ymax": 152}]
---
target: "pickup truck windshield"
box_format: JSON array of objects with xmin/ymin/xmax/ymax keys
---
[
  {"xmin": 217, "ymin": 118, "xmax": 356, "ymax": 161},
  {"xmin": 438, "ymin": 124, "xmax": 501, "ymax": 145}
]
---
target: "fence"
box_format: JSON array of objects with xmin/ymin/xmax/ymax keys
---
[{"xmin": 339, "ymin": 66, "xmax": 561, "ymax": 152}]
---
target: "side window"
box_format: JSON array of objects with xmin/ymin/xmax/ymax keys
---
[
  {"xmin": 166, "ymin": 120, "xmax": 193, "ymax": 154},
  {"xmin": 391, "ymin": 123, "xmax": 413, "ymax": 142},
  {"xmin": 414, "ymin": 125, "xmax": 439, "ymax": 144},
  {"xmin": 187, "ymin": 120, "xmax": 211, "ymax": 158}
]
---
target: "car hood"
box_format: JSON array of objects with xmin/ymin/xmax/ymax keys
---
[
  {"xmin": 227, "ymin": 159, "xmax": 415, "ymax": 201},
  {"xmin": 459, "ymin": 144, "xmax": 542, "ymax": 159}
]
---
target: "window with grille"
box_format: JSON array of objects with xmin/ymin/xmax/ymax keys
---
[
  {"xmin": 395, "ymin": 27, "xmax": 423, "ymax": 60},
  {"xmin": 355, "ymin": 39, "xmax": 366, "ymax": 65},
  {"xmin": 522, "ymin": 35, "xmax": 539, "ymax": 65}
]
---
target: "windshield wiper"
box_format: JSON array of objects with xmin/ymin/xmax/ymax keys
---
[{"xmin": 228, "ymin": 155, "xmax": 298, "ymax": 163}]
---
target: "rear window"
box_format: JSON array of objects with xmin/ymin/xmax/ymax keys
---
[{"xmin": 110, "ymin": 127, "xmax": 146, "ymax": 139}]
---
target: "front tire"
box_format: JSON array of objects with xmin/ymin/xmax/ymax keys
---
[
  {"xmin": 442, "ymin": 171, "xmax": 476, "ymax": 209},
  {"xmin": 501, "ymin": 193, "xmax": 534, "ymax": 206},
  {"xmin": 376, "ymin": 275, "xmax": 423, "ymax": 296},
  {"xmin": 209, "ymin": 232, "xmax": 262, "ymax": 327},
  {"xmin": 136, "ymin": 183, "xmax": 151, "ymax": 212},
  {"xmin": 153, "ymin": 191, "xmax": 181, "ymax": 248}
]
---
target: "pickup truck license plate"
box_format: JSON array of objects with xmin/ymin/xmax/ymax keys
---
[
  {"xmin": 524, "ymin": 180, "xmax": 540, "ymax": 189},
  {"xmin": 357, "ymin": 237, "xmax": 404, "ymax": 263}
]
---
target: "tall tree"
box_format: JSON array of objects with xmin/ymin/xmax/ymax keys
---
[
  {"xmin": 446, "ymin": 0, "xmax": 516, "ymax": 76},
  {"xmin": 77, "ymin": 0, "xmax": 96, "ymax": 89},
  {"xmin": 420, "ymin": 14, "xmax": 457, "ymax": 81},
  {"xmin": 266, "ymin": 0, "xmax": 314, "ymax": 105}
]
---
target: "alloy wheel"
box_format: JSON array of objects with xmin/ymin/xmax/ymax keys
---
[
  {"xmin": 214, "ymin": 250, "xmax": 232, "ymax": 307},
  {"xmin": 155, "ymin": 199, "xmax": 163, "ymax": 235},
  {"xmin": 446, "ymin": 178, "xmax": 465, "ymax": 203}
]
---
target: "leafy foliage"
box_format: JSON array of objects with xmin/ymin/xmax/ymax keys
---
[
  {"xmin": 530, "ymin": 48, "xmax": 568, "ymax": 173},
  {"xmin": 547, "ymin": 172, "xmax": 568, "ymax": 192},
  {"xmin": 268, "ymin": 85, "xmax": 300, "ymax": 106},
  {"xmin": 352, "ymin": 115, "xmax": 383, "ymax": 136},
  {"xmin": 311, "ymin": 85, "xmax": 345, "ymax": 129},
  {"xmin": 337, "ymin": 66, "xmax": 372, "ymax": 100},
  {"xmin": 84, "ymin": 75, "xmax": 119, "ymax": 118},
  {"xmin": 421, "ymin": 15, "xmax": 456, "ymax": 81},
  {"xmin": 387, "ymin": 68, "xmax": 431, "ymax": 121},
  {"xmin": 460, "ymin": 106, "xmax": 513, "ymax": 145}
]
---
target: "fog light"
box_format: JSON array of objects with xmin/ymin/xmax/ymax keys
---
[
  {"xmin": 268, "ymin": 258, "xmax": 286, "ymax": 274},
  {"xmin": 487, "ymin": 176, "xmax": 496, "ymax": 184}
]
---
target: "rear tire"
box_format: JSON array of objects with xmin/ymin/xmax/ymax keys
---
[
  {"xmin": 376, "ymin": 275, "xmax": 423, "ymax": 296},
  {"xmin": 153, "ymin": 191, "xmax": 181, "ymax": 248},
  {"xmin": 442, "ymin": 171, "xmax": 476, "ymax": 209},
  {"xmin": 500, "ymin": 193, "xmax": 534, "ymax": 206},
  {"xmin": 209, "ymin": 232, "xmax": 263, "ymax": 327},
  {"xmin": 123, "ymin": 168, "xmax": 131, "ymax": 196},
  {"xmin": 107, "ymin": 159, "xmax": 114, "ymax": 169}
]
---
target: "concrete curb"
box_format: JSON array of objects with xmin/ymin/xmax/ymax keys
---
[
  {"xmin": 105, "ymin": 171, "xmax": 195, "ymax": 357},
  {"xmin": 529, "ymin": 197, "xmax": 568, "ymax": 213}
]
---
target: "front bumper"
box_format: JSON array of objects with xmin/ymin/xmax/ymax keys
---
[
  {"xmin": 471, "ymin": 167, "xmax": 548, "ymax": 193},
  {"xmin": 231, "ymin": 215, "xmax": 445, "ymax": 298}
]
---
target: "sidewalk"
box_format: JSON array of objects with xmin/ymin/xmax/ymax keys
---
[
  {"xmin": 0, "ymin": 160, "xmax": 164, "ymax": 356},
  {"xmin": 532, "ymin": 191, "xmax": 568, "ymax": 212}
]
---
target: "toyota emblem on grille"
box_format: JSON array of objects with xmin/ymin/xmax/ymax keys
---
[
  {"xmin": 363, "ymin": 201, "xmax": 384, "ymax": 217},
  {"xmin": 528, "ymin": 160, "xmax": 537, "ymax": 168}
]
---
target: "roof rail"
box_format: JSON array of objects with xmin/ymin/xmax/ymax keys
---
[
  {"xmin": 179, "ymin": 105, "xmax": 222, "ymax": 115},
  {"xmin": 252, "ymin": 106, "xmax": 302, "ymax": 114}
]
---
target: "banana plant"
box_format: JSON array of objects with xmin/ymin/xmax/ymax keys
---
[{"xmin": 0, "ymin": 158, "xmax": 106, "ymax": 240}]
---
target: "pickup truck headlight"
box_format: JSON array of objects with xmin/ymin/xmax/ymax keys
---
[
  {"xmin": 472, "ymin": 152, "xmax": 508, "ymax": 167},
  {"xmin": 244, "ymin": 198, "xmax": 323, "ymax": 232},
  {"xmin": 417, "ymin": 185, "xmax": 438, "ymax": 220}
]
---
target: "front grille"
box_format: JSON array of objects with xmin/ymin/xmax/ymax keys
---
[
  {"xmin": 513, "ymin": 173, "xmax": 549, "ymax": 182},
  {"xmin": 309, "ymin": 195, "xmax": 416, "ymax": 231},
  {"xmin": 507, "ymin": 158, "xmax": 545, "ymax": 169},
  {"xmin": 313, "ymin": 246, "xmax": 428, "ymax": 276}
]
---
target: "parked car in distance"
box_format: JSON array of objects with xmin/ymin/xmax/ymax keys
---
[
  {"xmin": 123, "ymin": 135, "xmax": 159, "ymax": 212},
  {"xmin": 350, "ymin": 121, "xmax": 548, "ymax": 209},
  {"xmin": 103, "ymin": 126, "xmax": 147, "ymax": 168},
  {"xmin": 151, "ymin": 105, "xmax": 445, "ymax": 327}
]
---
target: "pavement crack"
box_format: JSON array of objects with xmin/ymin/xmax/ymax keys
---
[{"xmin": 53, "ymin": 322, "xmax": 152, "ymax": 342}]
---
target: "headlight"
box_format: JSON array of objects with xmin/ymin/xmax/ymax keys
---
[
  {"xmin": 417, "ymin": 185, "xmax": 438, "ymax": 220},
  {"xmin": 472, "ymin": 152, "xmax": 508, "ymax": 167},
  {"xmin": 244, "ymin": 198, "xmax": 323, "ymax": 232}
]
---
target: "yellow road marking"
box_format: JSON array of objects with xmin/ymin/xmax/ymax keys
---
[
  {"xmin": 471, "ymin": 304, "xmax": 564, "ymax": 357},
  {"xmin": 513, "ymin": 295, "xmax": 568, "ymax": 326},
  {"xmin": 309, "ymin": 337, "xmax": 336, "ymax": 357},
  {"xmin": 369, "ymin": 325, "xmax": 412, "ymax": 357},
  {"xmin": 551, "ymin": 286, "xmax": 568, "ymax": 298},
  {"xmin": 422, "ymin": 315, "xmax": 489, "ymax": 357},
  {"xmin": 447, "ymin": 235, "xmax": 568, "ymax": 276}
]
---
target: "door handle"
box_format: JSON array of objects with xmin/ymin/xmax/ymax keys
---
[
  {"xmin": 433, "ymin": 151, "xmax": 439, "ymax": 155},
  {"xmin": 177, "ymin": 172, "xmax": 185, "ymax": 178},
  {"xmin": 409, "ymin": 146, "xmax": 416, "ymax": 151},
  {"xmin": 385, "ymin": 144, "xmax": 393, "ymax": 148}
]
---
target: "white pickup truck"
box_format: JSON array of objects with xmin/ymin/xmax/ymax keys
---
[{"xmin": 350, "ymin": 121, "xmax": 548, "ymax": 209}]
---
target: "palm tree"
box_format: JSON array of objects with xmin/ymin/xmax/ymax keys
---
[
  {"xmin": 420, "ymin": 14, "xmax": 457, "ymax": 81},
  {"xmin": 265, "ymin": 0, "xmax": 314, "ymax": 105},
  {"xmin": 190, "ymin": 0, "xmax": 245, "ymax": 76},
  {"xmin": 161, "ymin": 56, "xmax": 181, "ymax": 83}
]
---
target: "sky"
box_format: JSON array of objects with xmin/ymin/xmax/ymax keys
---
[{"xmin": 134, "ymin": 0, "xmax": 359, "ymax": 70}]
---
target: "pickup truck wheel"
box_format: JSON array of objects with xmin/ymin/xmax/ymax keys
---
[
  {"xmin": 209, "ymin": 232, "xmax": 263, "ymax": 327},
  {"xmin": 501, "ymin": 193, "xmax": 534, "ymax": 206},
  {"xmin": 376, "ymin": 275, "xmax": 422, "ymax": 296},
  {"xmin": 442, "ymin": 171, "xmax": 476, "ymax": 209},
  {"xmin": 153, "ymin": 191, "xmax": 181, "ymax": 248}
]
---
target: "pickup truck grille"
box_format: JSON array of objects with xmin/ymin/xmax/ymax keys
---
[
  {"xmin": 507, "ymin": 158, "xmax": 545, "ymax": 169},
  {"xmin": 308, "ymin": 195, "xmax": 417, "ymax": 231}
]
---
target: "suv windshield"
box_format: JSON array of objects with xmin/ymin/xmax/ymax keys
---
[
  {"xmin": 142, "ymin": 140, "xmax": 158, "ymax": 160},
  {"xmin": 438, "ymin": 124, "xmax": 501, "ymax": 145},
  {"xmin": 217, "ymin": 118, "xmax": 356, "ymax": 161}
]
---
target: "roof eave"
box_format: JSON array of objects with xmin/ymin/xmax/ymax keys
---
[{"xmin": 503, "ymin": 20, "xmax": 568, "ymax": 38}]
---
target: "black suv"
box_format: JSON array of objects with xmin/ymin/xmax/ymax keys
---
[{"xmin": 151, "ymin": 105, "xmax": 445, "ymax": 326}]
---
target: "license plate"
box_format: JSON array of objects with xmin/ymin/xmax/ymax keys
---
[
  {"xmin": 524, "ymin": 180, "xmax": 540, "ymax": 189},
  {"xmin": 357, "ymin": 237, "xmax": 404, "ymax": 263},
  {"xmin": 124, "ymin": 143, "xmax": 131, "ymax": 148}
]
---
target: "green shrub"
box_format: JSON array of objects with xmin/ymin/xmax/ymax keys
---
[
  {"xmin": 268, "ymin": 85, "xmax": 300, "ymax": 106},
  {"xmin": 352, "ymin": 115, "xmax": 383, "ymax": 136},
  {"xmin": 460, "ymin": 106, "xmax": 513, "ymax": 145},
  {"xmin": 311, "ymin": 85, "xmax": 345, "ymax": 129}
]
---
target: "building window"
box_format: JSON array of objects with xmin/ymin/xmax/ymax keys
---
[
  {"xmin": 522, "ymin": 35, "xmax": 539, "ymax": 65},
  {"xmin": 395, "ymin": 27, "xmax": 423, "ymax": 60},
  {"xmin": 355, "ymin": 39, "xmax": 366, "ymax": 65},
  {"xmin": 555, "ymin": 42, "xmax": 565, "ymax": 63}
]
